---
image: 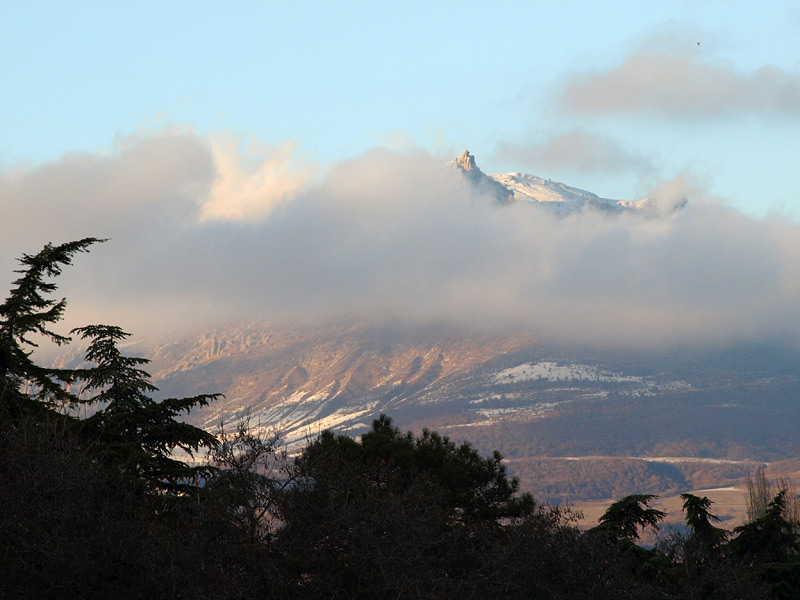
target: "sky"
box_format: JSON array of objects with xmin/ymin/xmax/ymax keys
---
[{"xmin": 3, "ymin": 1, "xmax": 800, "ymax": 349}]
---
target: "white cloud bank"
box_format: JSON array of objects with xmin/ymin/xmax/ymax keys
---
[{"xmin": 2, "ymin": 130, "xmax": 799, "ymax": 350}]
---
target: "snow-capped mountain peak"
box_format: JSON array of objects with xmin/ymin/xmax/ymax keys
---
[
  {"xmin": 452, "ymin": 151, "xmax": 687, "ymax": 216},
  {"xmin": 489, "ymin": 172, "xmax": 633, "ymax": 215}
]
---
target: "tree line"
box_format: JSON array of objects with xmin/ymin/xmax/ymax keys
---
[{"xmin": 2, "ymin": 240, "xmax": 799, "ymax": 599}]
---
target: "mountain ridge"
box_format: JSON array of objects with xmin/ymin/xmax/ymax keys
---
[
  {"xmin": 452, "ymin": 149, "xmax": 685, "ymax": 215},
  {"xmin": 129, "ymin": 316, "xmax": 800, "ymax": 505}
]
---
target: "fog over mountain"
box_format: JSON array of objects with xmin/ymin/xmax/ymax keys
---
[{"xmin": 2, "ymin": 130, "xmax": 799, "ymax": 350}]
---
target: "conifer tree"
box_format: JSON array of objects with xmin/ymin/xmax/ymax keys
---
[
  {"xmin": 731, "ymin": 490, "xmax": 800, "ymax": 566},
  {"xmin": 0, "ymin": 239, "xmax": 220, "ymax": 496},
  {"xmin": 591, "ymin": 494, "xmax": 666, "ymax": 542},
  {"xmin": 73, "ymin": 324, "xmax": 220, "ymax": 494},
  {"xmin": 730, "ymin": 490, "xmax": 800, "ymax": 600},
  {"xmin": 680, "ymin": 493, "xmax": 729, "ymax": 554},
  {"xmin": 0, "ymin": 238, "xmax": 103, "ymax": 415}
]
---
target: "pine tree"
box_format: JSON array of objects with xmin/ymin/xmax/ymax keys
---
[
  {"xmin": 73, "ymin": 324, "xmax": 220, "ymax": 495},
  {"xmin": 279, "ymin": 415, "xmax": 536, "ymax": 597},
  {"xmin": 731, "ymin": 490, "xmax": 800, "ymax": 566},
  {"xmin": 680, "ymin": 493, "xmax": 729, "ymax": 554},
  {"xmin": 591, "ymin": 494, "xmax": 666, "ymax": 542},
  {"xmin": 731, "ymin": 490, "xmax": 800, "ymax": 600},
  {"xmin": 1, "ymin": 239, "xmax": 220, "ymax": 496},
  {"xmin": 0, "ymin": 238, "xmax": 104, "ymax": 415}
]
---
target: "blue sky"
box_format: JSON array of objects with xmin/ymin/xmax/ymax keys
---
[{"xmin": 3, "ymin": 1, "xmax": 800, "ymax": 217}]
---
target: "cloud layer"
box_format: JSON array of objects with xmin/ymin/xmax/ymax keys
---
[
  {"xmin": 558, "ymin": 51, "xmax": 800, "ymax": 119},
  {"xmin": 2, "ymin": 131, "xmax": 799, "ymax": 349}
]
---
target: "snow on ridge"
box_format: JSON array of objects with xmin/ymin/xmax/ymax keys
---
[
  {"xmin": 488, "ymin": 172, "xmax": 635, "ymax": 213},
  {"xmin": 449, "ymin": 150, "xmax": 683, "ymax": 215},
  {"xmin": 493, "ymin": 361, "xmax": 642, "ymax": 384}
]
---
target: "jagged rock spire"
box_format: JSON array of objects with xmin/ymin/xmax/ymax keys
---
[
  {"xmin": 451, "ymin": 149, "xmax": 514, "ymax": 204},
  {"xmin": 454, "ymin": 149, "xmax": 477, "ymax": 172}
]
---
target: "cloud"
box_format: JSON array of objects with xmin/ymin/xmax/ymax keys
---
[
  {"xmin": 642, "ymin": 173, "xmax": 698, "ymax": 215},
  {"xmin": 0, "ymin": 130, "xmax": 312, "ymax": 252},
  {"xmin": 200, "ymin": 135, "xmax": 312, "ymax": 222},
  {"xmin": 0, "ymin": 130, "xmax": 212, "ymax": 248},
  {"xmin": 2, "ymin": 132, "xmax": 800, "ymax": 350},
  {"xmin": 494, "ymin": 129, "xmax": 657, "ymax": 176},
  {"xmin": 558, "ymin": 52, "xmax": 800, "ymax": 119}
]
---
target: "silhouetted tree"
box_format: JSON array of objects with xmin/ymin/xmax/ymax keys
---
[
  {"xmin": 681, "ymin": 493, "xmax": 729, "ymax": 555},
  {"xmin": 0, "ymin": 238, "xmax": 103, "ymax": 416},
  {"xmin": 591, "ymin": 494, "xmax": 666, "ymax": 542},
  {"xmin": 731, "ymin": 490, "xmax": 800, "ymax": 599},
  {"xmin": 277, "ymin": 415, "xmax": 536, "ymax": 598},
  {"xmin": 205, "ymin": 413, "xmax": 289, "ymax": 543},
  {"xmin": 72, "ymin": 324, "xmax": 220, "ymax": 495},
  {"xmin": 747, "ymin": 467, "xmax": 800, "ymax": 525},
  {"xmin": 0, "ymin": 241, "xmax": 268, "ymax": 599}
]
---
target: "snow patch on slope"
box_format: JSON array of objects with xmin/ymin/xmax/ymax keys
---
[
  {"xmin": 488, "ymin": 172, "xmax": 634, "ymax": 214},
  {"xmin": 493, "ymin": 361, "xmax": 642, "ymax": 384}
]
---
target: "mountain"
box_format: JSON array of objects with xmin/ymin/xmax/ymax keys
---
[
  {"xmin": 51, "ymin": 154, "xmax": 791, "ymax": 510},
  {"xmin": 119, "ymin": 157, "xmax": 793, "ymax": 506},
  {"xmin": 452, "ymin": 149, "xmax": 685, "ymax": 215},
  {"xmin": 146, "ymin": 320, "xmax": 539, "ymax": 444},
  {"xmin": 451, "ymin": 150, "xmax": 514, "ymax": 204},
  {"xmin": 489, "ymin": 171, "xmax": 648, "ymax": 214},
  {"xmin": 134, "ymin": 317, "xmax": 800, "ymax": 507}
]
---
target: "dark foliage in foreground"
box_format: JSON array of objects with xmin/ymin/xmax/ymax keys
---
[{"xmin": 1, "ymin": 241, "xmax": 796, "ymax": 599}]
